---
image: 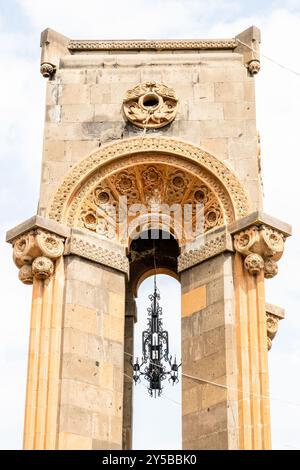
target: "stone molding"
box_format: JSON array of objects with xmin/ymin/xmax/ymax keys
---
[
  {"xmin": 178, "ymin": 228, "xmax": 233, "ymax": 272},
  {"xmin": 40, "ymin": 26, "xmax": 261, "ymax": 79},
  {"xmin": 65, "ymin": 229, "xmax": 129, "ymax": 274},
  {"xmin": 266, "ymin": 303, "xmax": 285, "ymax": 351},
  {"xmin": 68, "ymin": 38, "xmax": 238, "ymax": 51}
]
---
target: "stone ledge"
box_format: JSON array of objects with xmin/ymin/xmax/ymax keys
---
[
  {"xmin": 228, "ymin": 211, "xmax": 292, "ymax": 238},
  {"xmin": 6, "ymin": 215, "xmax": 71, "ymax": 244},
  {"xmin": 266, "ymin": 303, "xmax": 285, "ymax": 320}
]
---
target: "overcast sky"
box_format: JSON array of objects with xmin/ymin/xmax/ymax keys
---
[{"xmin": 0, "ymin": 0, "xmax": 300, "ymax": 450}]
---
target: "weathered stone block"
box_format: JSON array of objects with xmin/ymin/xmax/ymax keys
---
[
  {"xmin": 58, "ymin": 84, "xmax": 91, "ymax": 105},
  {"xmin": 61, "ymin": 104, "xmax": 94, "ymax": 122}
]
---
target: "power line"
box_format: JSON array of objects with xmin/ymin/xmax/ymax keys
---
[
  {"xmin": 124, "ymin": 350, "xmax": 300, "ymax": 409},
  {"xmin": 236, "ymin": 38, "xmax": 300, "ymax": 77},
  {"xmin": 124, "ymin": 372, "xmax": 181, "ymax": 406}
]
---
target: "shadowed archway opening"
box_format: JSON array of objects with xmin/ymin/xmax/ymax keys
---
[
  {"xmin": 128, "ymin": 229, "xmax": 180, "ymax": 297},
  {"xmin": 125, "ymin": 229, "xmax": 181, "ymax": 449}
]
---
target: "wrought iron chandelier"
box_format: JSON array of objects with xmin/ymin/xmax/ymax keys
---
[{"xmin": 131, "ymin": 275, "xmax": 181, "ymax": 397}]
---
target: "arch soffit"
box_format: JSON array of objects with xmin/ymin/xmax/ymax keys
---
[{"xmin": 47, "ymin": 136, "xmax": 251, "ymax": 224}]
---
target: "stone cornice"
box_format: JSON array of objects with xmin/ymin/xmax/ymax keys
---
[
  {"xmin": 68, "ymin": 38, "xmax": 238, "ymax": 51},
  {"xmin": 6, "ymin": 215, "xmax": 70, "ymax": 244}
]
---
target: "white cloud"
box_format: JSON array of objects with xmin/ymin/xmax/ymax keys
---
[
  {"xmin": 18, "ymin": 0, "xmax": 240, "ymax": 38},
  {"xmin": 1, "ymin": 0, "xmax": 300, "ymax": 450}
]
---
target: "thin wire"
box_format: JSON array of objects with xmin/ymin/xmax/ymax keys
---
[
  {"xmin": 124, "ymin": 372, "xmax": 181, "ymax": 406},
  {"xmin": 124, "ymin": 350, "xmax": 300, "ymax": 409},
  {"xmin": 236, "ymin": 38, "xmax": 300, "ymax": 77},
  {"xmin": 153, "ymin": 238, "xmax": 157, "ymax": 291}
]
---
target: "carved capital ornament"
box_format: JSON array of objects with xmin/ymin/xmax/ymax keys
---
[
  {"xmin": 12, "ymin": 229, "xmax": 64, "ymax": 284},
  {"xmin": 234, "ymin": 225, "xmax": 285, "ymax": 278}
]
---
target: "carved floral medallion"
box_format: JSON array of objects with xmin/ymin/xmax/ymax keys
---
[{"xmin": 122, "ymin": 82, "xmax": 178, "ymax": 129}]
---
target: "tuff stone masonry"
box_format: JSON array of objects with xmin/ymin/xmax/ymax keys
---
[{"xmin": 6, "ymin": 25, "xmax": 291, "ymax": 450}]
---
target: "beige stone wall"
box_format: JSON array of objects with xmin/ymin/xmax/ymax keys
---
[
  {"xmin": 181, "ymin": 252, "xmax": 238, "ymax": 450},
  {"xmin": 39, "ymin": 49, "xmax": 261, "ymax": 215},
  {"xmin": 58, "ymin": 255, "xmax": 126, "ymax": 450}
]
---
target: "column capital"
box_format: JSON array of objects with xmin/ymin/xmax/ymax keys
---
[
  {"xmin": 266, "ymin": 303, "xmax": 285, "ymax": 350},
  {"xmin": 7, "ymin": 216, "xmax": 69, "ymax": 284},
  {"xmin": 231, "ymin": 212, "xmax": 292, "ymax": 278}
]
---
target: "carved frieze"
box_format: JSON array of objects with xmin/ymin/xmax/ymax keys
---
[
  {"xmin": 66, "ymin": 234, "xmax": 129, "ymax": 274},
  {"xmin": 178, "ymin": 231, "xmax": 233, "ymax": 272}
]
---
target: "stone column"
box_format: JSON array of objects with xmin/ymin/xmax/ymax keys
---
[
  {"xmin": 122, "ymin": 284, "xmax": 137, "ymax": 450},
  {"xmin": 6, "ymin": 217, "xmax": 129, "ymax": 450},
  {"xmin": 180, "ymin": 231, "xmax": 238, "ymax": 450},
  {"xmin": 7, "ymin": 217, "xmax": 68, "ymax": 449},
  {"xmin": 178, "ymin": 212, "xmax": 291, "ymax": 450},
  {"xmin": 232, "ymin": 215, "xmax": 290, "ymax": 449}
]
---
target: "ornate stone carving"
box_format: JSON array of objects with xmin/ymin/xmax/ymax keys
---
[
  {"xmin": 18, "ymin": 264, "xmax": 33, "ymax": 285},
  {"xmin": 47, "ymin": 137, "xmax": 250, "ymax": 231},
  {"xmin": 234, "ymin": 225, "xmax": 285, "ymax": 277},
  {"xmin": 123, "ymin": 82, "xmax": 178, "ymax": 129},
  {"xmin": 265, "ymin": 304, "xmax": 285, "ymax": 351},
  {"xmin": 266, "ymin": 313, "xmax": 279, "ymax": 350},
  {"xmin": 68, "ymin": 39, "xmax": 238, "ymax": 51},
  {"xmin": 244, "ymin": 253, "xmax": 264, "ymax": 275},
  {"xmin": 69, "ymin": 161, "xmax": 227, "ymax": 244},
  {"xmin": 247, "ymin": 60, "xmax": 260, "ymax": 76},
  {"xmin": 264, "ymin": 258, "xmax": 278, "ymax": 279},
  {"xmin": 12, "ymin": 229, "xmax": 65, "ymax": 284},
  {"xmin": 178, "ymin": 232, "xmax": 233, "ymax": 272},
  {"xmin": 32, "ymin": 256, "xmax": 54, "ymax": 280},
  {"xmin": 40, "ymin": 62, "xmax": 56, "ymax": 79},
  {"xmin": 67, "ymin": 236, "xmax": 129, "ymax": 274}
]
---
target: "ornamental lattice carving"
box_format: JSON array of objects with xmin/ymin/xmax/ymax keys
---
[
  {"xmin": 12, "ymin": 229, "xmax": 65, "ymax": 284},
  {"xmin": 178, "ymin": 233, "xmax": 231, "ymax": 272},
  {"xmin": 234, "ymin": 225, "xmax": 285, "ymax": 278},
  {"xmin": 68, "ymin": 39, "xmax": 238, "ymax": 51},
  {"xmin": 123, "ymin": 82, "xmax": 178, "ymax": 129},
  {"xmin": 67, "ymin": 236, "xmax": 129, "ymax": 274},
  {"xmin": 68, "ymin": 161, "xmax": 228, "ymax": 245},
  {"xmin": 47, "ymin": 138, "xmax": 250, "ymax": 237}
]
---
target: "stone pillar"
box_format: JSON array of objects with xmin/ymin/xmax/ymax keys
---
[
  {"xmin": 180, "ymin": 247, "xmax": 238, "ymax": 450},
  {"xmin": 122, "ymin": 284, "xmax": 137, "ymax": 450},
  {"xmin": 232, "ymin": 216, "xmax": 289, "ymax": 449},
  {"xmin": 6, "ymin": 217, "xmax": 128, "ymax": 450},
  {"xmin": 178, "ymin": 212, "xmax": 291, "ymax": 450}
]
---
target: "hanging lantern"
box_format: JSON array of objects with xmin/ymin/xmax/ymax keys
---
[{"xmin": 131, "ymin": 278, "xmax": 181, "ymax": 397}]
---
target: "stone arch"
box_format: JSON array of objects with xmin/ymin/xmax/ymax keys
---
[{"xmin": 47, "ymin": 136, "xmax": 251, "ymax": 244}]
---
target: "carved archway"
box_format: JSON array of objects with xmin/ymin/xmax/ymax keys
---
[{"xmin": 47, "ymin": 137, "xmax": 251, "ymax": 245}]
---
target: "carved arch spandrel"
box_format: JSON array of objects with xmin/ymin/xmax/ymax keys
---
[{"xmin": 46, "ymin": 137, "xmax": 251, "ymax": 239}]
